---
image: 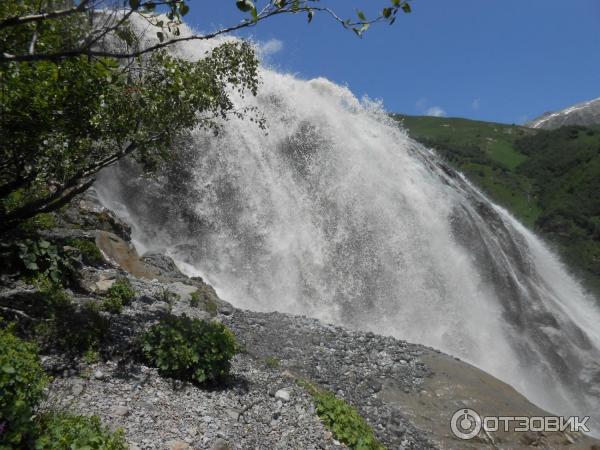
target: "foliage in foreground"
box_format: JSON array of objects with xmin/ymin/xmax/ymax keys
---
[
  {"xmin": 299, "ymin": 380, "xmax": 386, "ymax": 450},
  {"xmin": 142, "ymin": 314, "xmax": 238, "ymax": 384},
  {"xmin": 0, "ymin": 325, "xmax": 125, "ymax": 449},
  {"xmin": 0, "ymin": 0, "xmax": 260, "ymax": 232},
  {"xmin": 0, "ymin": 325, "xmax": 48, "ymax": 447},
  {"xmin": 34, "ymin": 413, "xmax": 127, "ymax": 450}
]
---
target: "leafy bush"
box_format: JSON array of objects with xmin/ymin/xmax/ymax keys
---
[
  {"xmin": 300, "ymin": 381, "xmax": 385, "ymax": 450},
  {"xmin": 83, "ymin": 349, "xmax": 100, "ymax": 365},
  {"xmin": 142, "ymin": 314, "xmax": 238, "ymax": 384},
  {"xmin": 35, "ymin": 282, "xmax": 108, "ymax": 355},
  {"xmin": 265, "ymin": 356, "xmax": 280, "ymax": 368},
  {"xmin": 16, "ymin": 239, "xmax": 62, "ymax": 284},
  {"xmin": 0, "ymin": 325, "xmax": 49, "ymax": 448},
  {"xmin": 107, "ymin": 278, "xmax": 135, "ymax": 304},
  {"xmin": 102, "ymin": 278, "xmax": 135, "ymax": 314},
  {"xmin": 189, "ymin": 290, "xmax": 201, "ymax": 307},
  {"xmin": 101, "ymin": 296, "xmax": 124, "ymax": 314},
  {"xmin": 35, "ymin": 413, "xmax": 127, "ymax": 450},
  {"xmin": 0, "ymin": 326, "xmax": 122, "ymax": 449},
  {"xmin": 189, "ymin": 289, "xmax": 218, "ymax": 314},
  {"xmin": 157, "ymin": 286, "xmax": 180, "ymax": 307},
  {"xmin": 68, "ymin": 239, "xmax": 104, "ymax": 266}
]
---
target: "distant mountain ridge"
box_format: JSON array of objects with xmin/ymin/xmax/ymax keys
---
[{"xmin": 527, "ymin": 97, "xmax": 600, "ymax": 129}]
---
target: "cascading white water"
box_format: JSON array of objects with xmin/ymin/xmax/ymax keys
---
[{"xmin": 96, "ymin": 23, "xmax": 600, "ymax": 433}]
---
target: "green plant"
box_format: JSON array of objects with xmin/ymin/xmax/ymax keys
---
[
  {"xmin": 67, "ymin": 239, "xmax": 104, "ymax": 266},
  {"xmin": 188, "ymin": 289, "xmax": 218, "ymax": 314},
  {"xmin": 102, "ymin": 278, "xmax": 136, "ymax": 314},
  {"xmin": 157, "ymin": 287, "xmax": 180, "ymax": 303},
  {"xmin": 205, "ymin": 298, "xmax": 218, "ymax": 315},
  {"xmin": 83, "ymin": 349, "xmax": 100, "ymax": 365},
  {"xmin": 189, "ymin": 290, "xmax": 201, "ymax": 307},
  {"xmin": 265, "ymin": 356, "xmax": 280, "ymax": 369},
  {"xmin": 0, "ymin": 325, "xmax": 49, "ymax": 448},
  {"xmin": 107, "ymin": 279, "xmax": 136, "ymax": 303},
  {"xmin": 101, "ymin": 296, "xmax": 123, "ymax": 314},
  {"xmin": 142, "ymin": 314, "xmax": 238, "ymax": 384},
  {"xmin": 35, "ymin": 283, "xmax": 108, "ymax": 356},
  {"xmin": 299, "ymin": 380, "xmax": 385, "ymax": 450},
  {"xmin": 35, "ymin": 413, "xmax": 127, "ymax": 450},
  {"xmin": 16, "ymin": 239, "xmax": 62, "ymax": 283}
]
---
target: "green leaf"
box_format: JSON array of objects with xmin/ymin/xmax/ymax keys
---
[
  {"xmin": 129, "ymin": 0, "xmax": 140, "ymax": 9},
  {"xmin": 157, "ymin": 31, "xmax": 164, "ymax": 42},
  {"xmin": 26, "ymin": 262, "xmax": 39, "ymax": 270},
  {"xmin": 236, "ymin": 0, "xmax": 254, "ymax": 12},
  {"xmin": 307, "ymin": 10, "xmax": 314, "ymax": 23},
  {"xmin": 401, "ymin": 2, "xmax": 411, "ymax": 13},
  {"xmin": 357, "ymin": 10, "xmax": 366, "ymax": 21},
  {"xmin": 382, "ymin": 7, "xmax": 392, "ymax": 18},
  {"xmin": 180, "ymin": 3, "xmax": 190, "ymax": 16}
]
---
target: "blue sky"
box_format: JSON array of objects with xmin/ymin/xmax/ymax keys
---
[{"xmin": 186, "ymin": 1, "xmax": 600, "ymax": 124}]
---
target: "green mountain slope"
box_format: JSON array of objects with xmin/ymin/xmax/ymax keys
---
[{"xmin": 393, "ymin": 114, "xmax": 600, "ymax": 295}]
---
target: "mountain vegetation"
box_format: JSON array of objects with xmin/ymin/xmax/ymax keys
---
[{"xmin": 395, "ymin": 114, "xmax": 600, "ymax": 295}]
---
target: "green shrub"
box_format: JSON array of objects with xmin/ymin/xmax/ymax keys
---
[
  {"xmin": 101, "ymin": 278, "xmax": 136, "ymax": 314},
  {"xmin": 0, "ymin": 325, "xmax": 49, "ymax": 448},
  {"xmin": 101, "ymin": 296, "xmax": 123, "ymax": 314},
  {"xmin": 300, "ymin": 381, "xmax": 385, "ymax": 450},
  {"xmin": 68, "ymin": 239, "xmax": 104, "ymax": 266},
  {"xmin": 36, "ymin": 302, "xmax": 108, "ymax": 356},
  {"xmin": 265, "ymin": 356, "xmax": 280, "ymax": 368},
  {"xmin": 205, "ymin": 298, "xmax": 218, "ymax": 315},
  {"xmin": 189, "ymin": 289, "xmax": 218, "ymax": 314},
  {"xmin": 189, "ymin": 290, "xmax": 201, "ymax": 307},
  {"xmin": 142, "ymin": 314, "xmax": 238, "ymax": 384},
  {"xmin": 16, "ymin": 238, "xmax": 62, "ymax": 284},
  {"xmin": 157, "ymin": 286, "xmax": 180, "ymax": 308},
  {"xmin": 106, "ymin": 278, "xmax": 135, "ymax": 305},
  {"xmin": 83, "ymin": 349, "xmax": 100, "ymax": 365},
  {"xmin": 35, "ymin": 413, "xmax": 127, "ymax": 450}
]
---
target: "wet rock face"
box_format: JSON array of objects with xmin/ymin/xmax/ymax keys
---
[
  {"xmin": 59, "ymin": 188, "xmax": 132, "ymax": 241},
  {"xmin": 141, "ymin": 252, "xmax": 187, "ymax": 280}
]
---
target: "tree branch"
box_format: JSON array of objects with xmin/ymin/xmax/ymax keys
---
[
  {"xmin": 0, "ymin": 4, "xmax": 385, "ymax": 63},
  {"xmin": 0, "ymin": 0, "xmax": 93, "ymax": 29}
]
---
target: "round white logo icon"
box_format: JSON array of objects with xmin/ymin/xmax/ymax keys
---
[{"xmin": 451, "ymin": 408, "xmax": 482, "ymax": 440}]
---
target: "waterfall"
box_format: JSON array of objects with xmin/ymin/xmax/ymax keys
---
[{"xmin": 96, "ymin": 24, "xmax": 600, "ymax": 433}]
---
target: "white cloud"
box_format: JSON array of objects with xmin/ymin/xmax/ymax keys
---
[
  {"xmin": 416, "ymin": 98, "xmax": 447, "ymax": 117},
  {"xmin": 425, "ymin": 106, "xmax": 447, "ymax": 117},
  {"xmin": 471, "ymin": 98, "xmax": 480, "ymax": 110},
  {"xmin": 258, "ymin": 38, "xmax": 283, "ymax": 56}
]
